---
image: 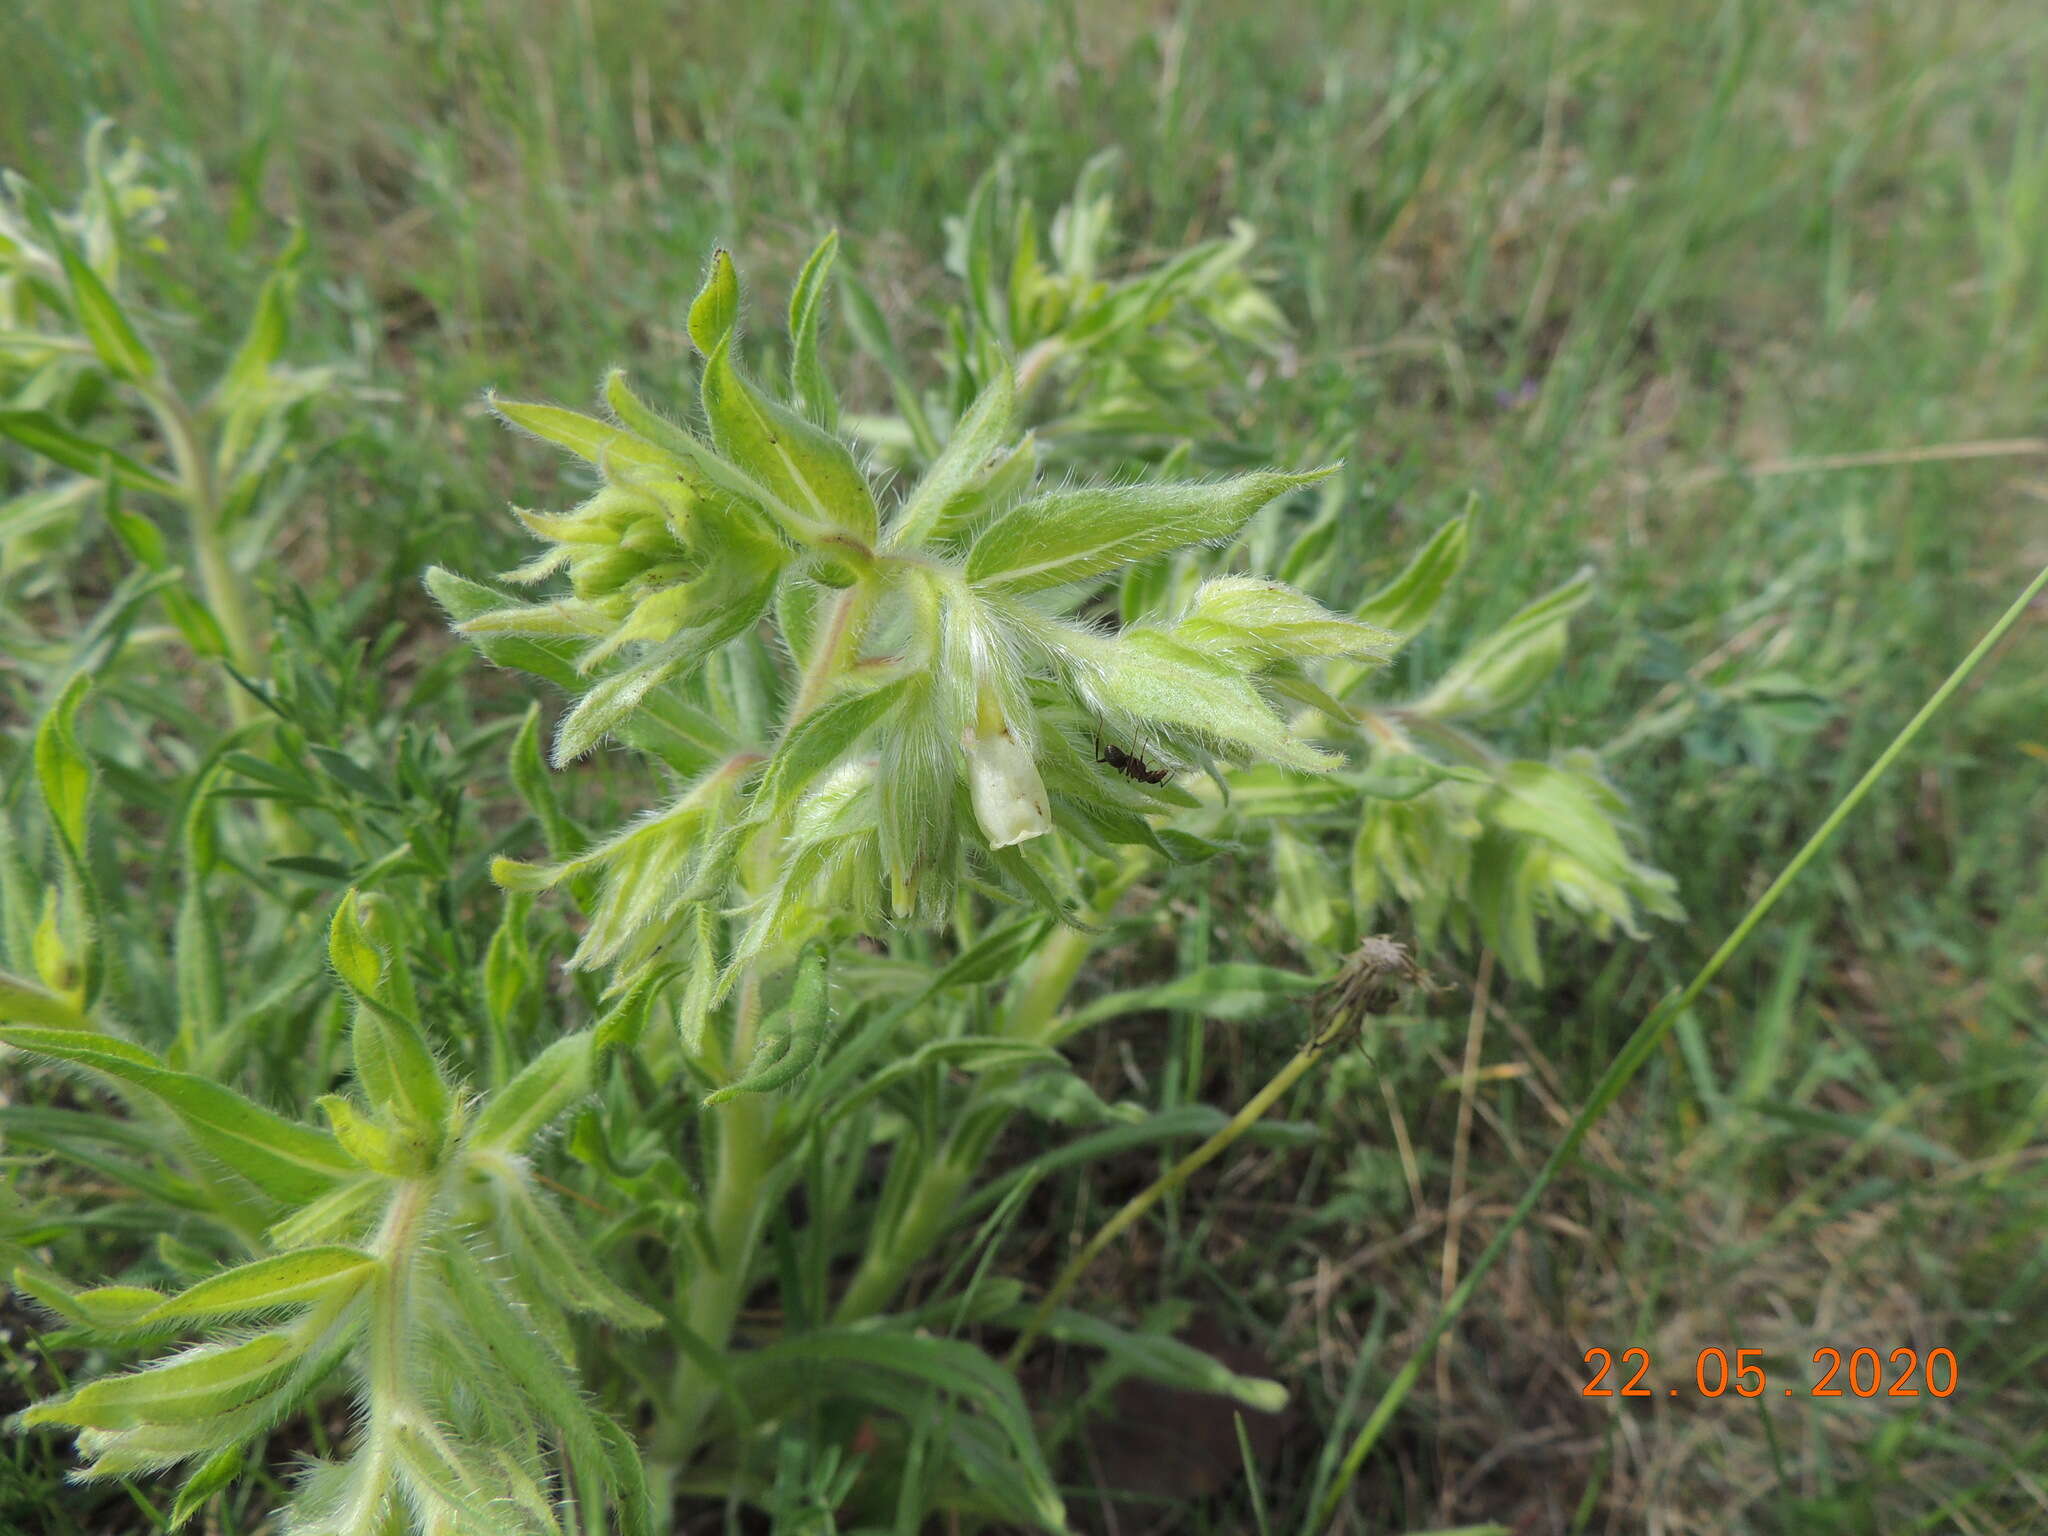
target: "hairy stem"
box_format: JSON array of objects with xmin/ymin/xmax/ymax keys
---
[
  {"xmin": 662, "ymin": 575, "xmax": 886, "ymax": 1448},
  {"xmin": 339, "ymin": 1175, "xmax": 433, "ymax": 1532},
  {"xmin": 790, "ymin": 581, "xmax": 878, "ymax": 721},
  {"xmin": 1014, "ymin": 338, "xmax": 1065, "ymax": 398},
  {"xmin": 143, "ymin": 386, "xmax": 262, "ymax": 720},
  {"xmin": 143, "ymin": 384, "xmax": 307, "ymax": 859},
  {"xmin": 666, "ymin": 967, "xmax": 771, "ymax": 1455}
]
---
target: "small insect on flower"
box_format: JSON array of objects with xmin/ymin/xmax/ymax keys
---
[{"xmin": 1095, "ymin": 735, "xmax": 1171, "ymax": 785}]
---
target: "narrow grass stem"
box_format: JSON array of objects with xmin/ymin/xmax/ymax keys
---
[
  {"xmin": 1312, "ymin": 559, "xmax": 2048, "ymax": 1529},
  {"xmin": 1003, "ymin": 1004, "xmax": 1356, "ymax": 1368}
]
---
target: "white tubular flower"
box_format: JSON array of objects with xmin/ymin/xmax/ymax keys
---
[{"xmin": 961, "ymin": 722, "xmax": 1051, "ymax": 849}]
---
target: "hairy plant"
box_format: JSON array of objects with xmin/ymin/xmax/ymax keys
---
[
  {"xmin": 1, "ymin": 138, "xmax": 1684, "ymax": 1535},
  {"xmin": 1, "ymin": 121, "xmax": 336, "ymax": 720}
]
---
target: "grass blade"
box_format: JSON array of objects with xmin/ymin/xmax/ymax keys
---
[{"xmin": 1312, "ymin": 558, "xmax": 2048, "ymax": 1528}]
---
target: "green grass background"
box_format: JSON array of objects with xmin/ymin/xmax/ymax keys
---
[{"xmin": 4, "ymin": 0, "xmax": 2047, "ymax": 1530}]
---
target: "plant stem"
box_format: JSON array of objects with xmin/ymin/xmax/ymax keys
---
[
  {"xmin": 830, "ymin": 1148, "xmax": 971, "ymax": 1324},
  {"xmin": 1001, "ymin": 853, "xmax": 1149, "ymax": 1044},
  {"xmin": 1003, "ymin": 1000, "xmax": 1353, "ymax": 1367},
  {"xmin": 1311, "ymin": 558, "xmax": 2048, "ymax": 1529},
  {"xmin": 667, "ymin": 967, "xmax": 771, "ymax": 1454},
  {"xmin": 832, "ymin": 854, "xmax": 1148, "ymax": 1324},
  {"xmin": 663, "ymin": 576, "xmax": 889, "ymax": 1443},
  {"xmin": 1014, "ymin": 338, "xmax": 1065, "ymax": 398},
  {"xmin": 790, "ymin": 582, "xmax": 877, "ymax": 722},
  {"xmin": 342, "ymin": 1175, "xmax": 433, "ymax": 1530},
  {"xmin": 144, "ymin": 386, "xmax": 262, "ymax": 721}
]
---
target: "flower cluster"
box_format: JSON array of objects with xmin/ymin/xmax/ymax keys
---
[{"xmin": 434, "ymin": 240, "xmax": 1391, "ymax": 986}]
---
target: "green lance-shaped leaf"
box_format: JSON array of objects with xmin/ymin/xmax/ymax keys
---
[
  {"xmin": 787, "ymin": 229, "xmax": 840, "ymax": 427},
  {"xmin": 156, "ymin": 556, "xmax": 233, "ymax": 660},
  {"xmin": 173, "ymin": 758, "xmax": 229, "ymax": 1049},
  {"xmin": 482, "ymin": 898, "xmax": 536, "ymax": 1057},
  {"xmin": 730, "ymin": 1326, "xmax": 1064, "ymax": 1532},
  {"xmin": 328, "ymin": 891, "xmax": 450, "ymax": 1147},
  {"xmin": 1350, "ymin": 750, "xmax": 1488, "ymax": 801},
  {"xmin": 488, "ymin": 393, "xmax": 682, "ymax": 479},
  {"xmin": 491, "ymin": 763, "xmax": 731, "ymax": 905},
  {"xmin": 139, "ymin": 1246, "xmax": 377, "ymax": 1324},
  {"xmin": 391, "ymin": 1423, "xmax": 560, "ymax": 1536},
  {"xmin": 469, "ymin": 1031, "xmax": 596, "ymax": 1153},
  {"xmin": 168, "ymin": 1444, "xmax": 244, "ymax": 1531},
  {"xmin": 837, "ymin": 264, "xmax": 940, "ymax": 461},
  {"xmin": 996, "ymin": 1306, "xmax": 1288, "ymax": 1412},
  {"xmin": 0, "ymin": 967, "xmax": 89, "ymax": 1027},
  {"xmin": 687, "ymin": 247, "xmax": 740, "ymax": 355},
  {"xmin": 876, "ymin": 670, "xmax": 965, "ymax": 919},
  {"xmin": 1354, "ymin": 511, "xmax": 1470, "ymax": 638},
  {"xmin": 23, "ymin": 1332, "xmax": 303, "ymax": 1430},
  {"xmin": 425, "ymin": 566, "xmax": 586, "ymax": 689},
  {"xmin": 1486, "ymin": 759, "xmax": 1644, "ymax": 889},
  {"xmin": 70, "ymin": 1424, "xmax": 241, "ymax": 1483},
  {"xmin": 665, "ymin": 904, "xmax": 720, "ymax": 1054},
  {"xmin": 747, "ymin": 675, "xmax": 909, "ymax": 825},
  {"xmin": 489, "ymin": 1166, "xmax": 662, "ymax": 1329},
  {"xmin": 0, "ymin": 410, "xmax": 180, "ymax": 497},
  {"xmin": 218, "ymin": 223, "xmax": 305, "ymax": 403},
  {"xmin": 102, "ymin": 478, "xmax": 169, "ymax": 570},
  {"xmin": 593, "ymin": 964, "xmax": 669, "ymax": 1054},
  {"xmin": 12, "ymin": 1270, "xmax": 166, "ymax": 1331},
  {"xmin": 36, "ymin": 672, "xmax": 95, "ymax": 859},
  {"xmin": 0, "ymin": 1024, "xmax": 353, "ymax": 1202},
  {"xmin": 957, "ymin": 163, "xmax": 1008, "ymax": 343},
  {"xmin": 933, "ymin": 428, "xmax": 1037, "ymax": 545},
  {"xmin": 1469, "ymin": 833, "xmax": 1546, "ymax": 984},
  {"xmin": 966, "ymin": 467, "xmax": 1334, "ymax": 593},
  {"xmin": 601, "ymin": 367, "xmax": 699, "ymax": 460},
  {"xmin": 317, "ymin": 1094, "xmax": 432, "ymax": 1177},
  {"xmin": 886, "ymin": 364, "xmax": 1017, "ymax": 550},
  {"xmin": 440, "ymin": 1251, "xmax": 654, "ymax": 1533},
  {"xmin": 1272, "ymin": 822, "xmax": 1346, "ymax": 950},
  {"xmin": 928, "ymin": 915, "xmax": 1055, "ymax": 991},
  {"xmin": 1060, "ymin": 962, "xmax": 1324, "ymax": 1035},
  {"xmin": 703, "ymin": 947, "xmax": 829, "ymax": 1106},
  {"xmin": 1414, "ymin": 565, "xmax": 1595, "ymax": 720},
  {"xmin": 509, "ymin": 705, "xmax": 578, "ymax": 860},
  {"xmin": 1073, "ymin": 626, "xmax": 1337, "ymax": 771},
  {"xmin": 6, "ymin": 169, "xmax": 158, "ymax": 381},
  {"xmin": 701, "ymin": 333, "xmax": 879, "ymax": 549},
  {"xmin": 265, "ymin": 1175, "xmax": 389, "ymax": 1253},
  {"xmin": 549, "ymin": 609, "xmax": 753, "ymax": 768},
  {"xmin": 1174, "ymin": 575, "xmax": 1394, "ymax": 666},
  {"xmin": 1054, "ymin": 147, "xmax": 1121, "ymax": 278},
  {"xmin": 431, "ymin": 569, "xmax": 737, "ymax": 778},
  {"xmin": 814, "ymin": 1036, "xmax": 1066, "ymax": 1129}
]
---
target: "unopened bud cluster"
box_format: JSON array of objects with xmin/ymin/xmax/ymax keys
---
[{"xmin": 435, "ymin": 239, "xmax": 1392, "ymax": 981}]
